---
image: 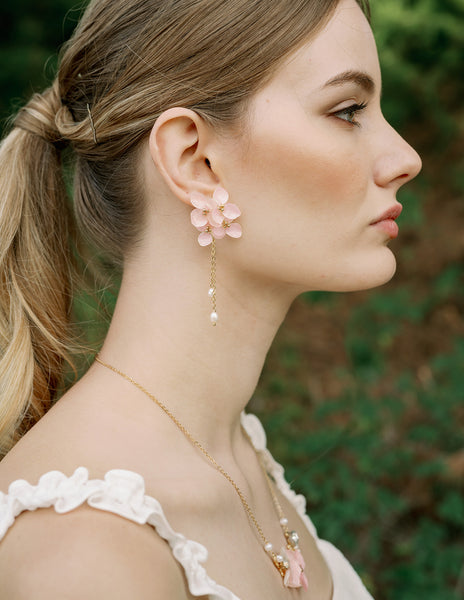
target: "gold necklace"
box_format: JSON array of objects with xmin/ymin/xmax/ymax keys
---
[{"xmin": 94, "ymin": 354, "xmax": 308, "ymax": 590}]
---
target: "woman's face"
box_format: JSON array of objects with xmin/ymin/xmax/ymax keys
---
[{"xmin": 217, "ymin": 0, "xmax": 422, "ymax": 295}]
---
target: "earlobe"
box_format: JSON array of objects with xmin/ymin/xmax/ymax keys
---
[{"xmin": 148, "ymin": 107, "xmax": 219, "ymax": 206}]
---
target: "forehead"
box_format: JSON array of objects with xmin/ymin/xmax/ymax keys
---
[{"xmin": 266, "ymin": 0, "xmax": 380, "ymax": 95}]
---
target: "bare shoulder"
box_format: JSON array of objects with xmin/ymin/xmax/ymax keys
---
[
  {"xmin": 0, "ymin": 372, "xmax": 199, "ymax": 599},
  {"xmin": 0, "ymin": 366, "xmax": 172, "ymax": 490},
  {"xmin": 0, "ymin": 504, "xmax": 190, "ymax": 600}
]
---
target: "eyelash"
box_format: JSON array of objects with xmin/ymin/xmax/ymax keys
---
[{"xmin": 333, "ymin": 102, "xmax": 368, "ymax": 127}]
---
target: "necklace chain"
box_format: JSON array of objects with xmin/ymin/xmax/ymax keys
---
[{"xmin": 94, "ymin": 354, "xmax": 303, "ymax": 582}]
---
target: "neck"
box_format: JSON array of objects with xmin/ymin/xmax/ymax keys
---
[{"xmin": 92, "ymin": 246, "xmax": 296, "ymax": 455}]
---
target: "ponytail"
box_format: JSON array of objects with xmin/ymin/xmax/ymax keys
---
[{"xmin": 0, "ymin": 87, "xmax": 80, "ymax": 456}]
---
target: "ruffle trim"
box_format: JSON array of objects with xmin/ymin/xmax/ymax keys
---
[
  {"xmin": 0, "ymin": 413, "xmax": 371, "ymax": 600},
  {"xmin": 0, "ymin": 464, "xmax": 238, "ymax": 599}
]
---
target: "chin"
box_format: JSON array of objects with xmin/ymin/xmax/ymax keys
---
[
  {"xmin": 351, "ymin": 254, "xmax": 398, "ymax": 292},
  {"xmin": 327, "ymin": 251, "xmax": 399, "ymax": 293}
]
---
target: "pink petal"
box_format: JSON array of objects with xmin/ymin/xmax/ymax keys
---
[
  {"xmin": 209, "ymin": 209, "xmax": 224, "ymax": 227},
  {"xmin": 198, "ymin": 231, "xmax": 212, "ymax": 246},
  {"xmin": 205, "ymin": 197, "xmax": 218, "ymax": 211},
  {"xmin": 213, "ymin": 186, "xmax": 229, "ymax": 206},
  {"xmin": 301, "ymin": 572, "xmax": 309, "ymax": 591},
  {"xmin": 191, "ymin": 209, "xmax": 208, "ymax": 228},
  {"xmin": 282, "ymin": 548, "xmax": 306, "ymax": 590},
  {"xmin": 284, "ymin": 568, "xmax": 302, "ymax": 588},
  {"xmin": 226, "ymin": 223, "xmax": 242, "ymax": 238},
  {"xmin": 222, "ymin": 203, "xmax": 241, "ymax": 219},
  {"xmin": 190, "ymin": 191, "xmax": 208, "ymax": 210},
  {"xmin": 212, "ymin": 227, "xmax": 226, "ymax": 239}
]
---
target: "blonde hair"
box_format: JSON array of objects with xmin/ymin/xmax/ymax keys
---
[{"xmin": 0, "ymin": 0, "xmax": 370, "ymax": 456}]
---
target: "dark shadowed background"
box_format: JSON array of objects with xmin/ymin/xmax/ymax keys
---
[{"xmin": 1, "ymin": 1, "xmax": 463, "ymax": 598}]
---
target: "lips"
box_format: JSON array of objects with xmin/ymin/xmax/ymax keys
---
[
  {"xmin": 370, "ymin": 204, "xmax": 403, "ymax": 225},
  {"xmin": 370, "ymin": 204, "xmax": 403, "ymax": 239}
]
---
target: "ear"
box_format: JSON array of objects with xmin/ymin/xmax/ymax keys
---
[{"xmin": 148, "ymin": 107, "xmax": 219, "ymax": 206}]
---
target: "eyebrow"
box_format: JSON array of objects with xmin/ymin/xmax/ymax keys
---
[{"xmin": 322, "ymin": 70, "xmax": 376, "ymax": 95}]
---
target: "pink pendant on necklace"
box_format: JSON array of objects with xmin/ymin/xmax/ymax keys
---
[{"xmin": 281, "ymin": 547, "xmax": 309, "ymax": 591}]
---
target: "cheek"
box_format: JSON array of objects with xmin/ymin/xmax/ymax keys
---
[
  {"xmin": 220, "ymin": 102, "xmax": 379, "ymax": 291},
  {"xmin": 236, "ymin": 114, "xmax": 368, "ymax": 232}
]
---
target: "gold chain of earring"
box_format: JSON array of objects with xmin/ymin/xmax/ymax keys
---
[{"xmin": 209, "ymin": 238, "xmax": 218, "ymax": 325}]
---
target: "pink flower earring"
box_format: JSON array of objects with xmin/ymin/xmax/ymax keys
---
[{"xmin": 190, "ymin": 186, "xmax": 242, "ymax": 325}]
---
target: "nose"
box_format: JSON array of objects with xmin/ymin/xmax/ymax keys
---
[{"xmin": 373, "ymin": 119, "xmax": 422, "ymax": 189}]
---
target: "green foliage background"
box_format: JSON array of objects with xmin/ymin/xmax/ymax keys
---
[{"xmin": 1, "ymin": 1, "xmax": 463, "ymax": 598}]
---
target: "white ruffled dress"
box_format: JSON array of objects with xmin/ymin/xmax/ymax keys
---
[{"xmin": 0, "ymin": 413, "xmax": 374, "ymax": 600}]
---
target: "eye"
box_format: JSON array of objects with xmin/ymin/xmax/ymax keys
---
[{"xmin": 333, "ymin": 102, "xmax": 368, "ymax": 127}]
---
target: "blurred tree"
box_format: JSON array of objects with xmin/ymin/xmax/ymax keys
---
[{"xmin": 372, "ymin": 0, "xmax": 464, "ymax": 153}]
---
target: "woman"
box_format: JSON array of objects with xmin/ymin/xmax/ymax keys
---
[{"xmin": 0, "ymin": 0, "xmax": 421, "ymax": 598}]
